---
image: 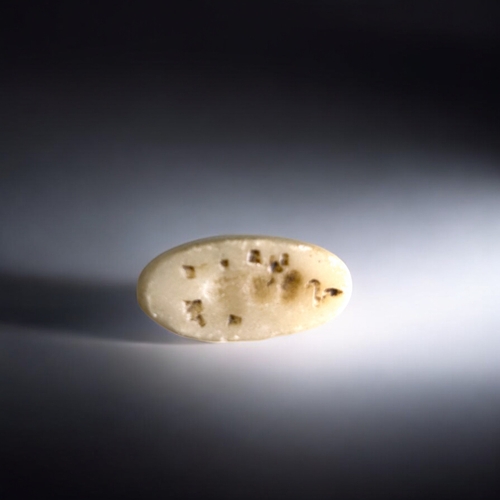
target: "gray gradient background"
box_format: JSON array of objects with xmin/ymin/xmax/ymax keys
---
[{"xmin": 1, "ymin": 2, "xmax": 500, "ymax": 499}]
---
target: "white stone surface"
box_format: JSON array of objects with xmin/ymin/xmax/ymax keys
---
[{"xmin": 137, "ymin": 236, "xmax": 352, "ymax": 342}]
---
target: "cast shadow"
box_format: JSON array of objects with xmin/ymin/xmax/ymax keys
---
[{"xmin": 0, "ymin": 273, "xmax": 197, "ymax": 344}]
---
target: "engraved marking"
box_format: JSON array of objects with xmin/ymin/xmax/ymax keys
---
[
  {"xmin": 248, "ymin": 249, "xmax": 262, "ymax": 264},
  {"xmin": 307, "ymin": 279, "xmax": 322, "ymax": 306},
  {"xmin": 220, "ymin": 259, "xmax": 229, "ymax": 268},
  {"xmin": 196, "ymin": 315, "xmax": 206, "ymax": 327},
  {"xmin": 228, "ymin": 314, "xmax": 242, "ymax": 325},
  {"xmin": 182, "ymin": 265, "xmax": 196, "ymax": 279},
  {"xmin": 184, "ymin": 299, "xmax": 202, "ymax": 314},
  {"xmin": 307, "ymin": 281, "xmax": 343, "ymax": 305},
  {"xmin": 269, "ymin": 258, "xmax": 283, "ymax": 273},
  {"xmin": 184, "ymin": 299, "xmax": 206, "ymax": 327},
  {"xmin": 281, "ymin": 270, "xmax": 302, "ymax": 302},
  {"xmin": 280, "ymin": 253, "xmax": 289, "ymax": 266}
]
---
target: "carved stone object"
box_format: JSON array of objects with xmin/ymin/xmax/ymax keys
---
[{"xmin": 137, "ymin": 236, "xmax": 352, "ymax": 342}]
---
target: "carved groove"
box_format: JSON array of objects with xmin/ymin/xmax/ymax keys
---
[
  {"xmin": 280, "ymin": 253, "xmax": 289, "ymax": 266},
  {"xmin": 195, "ymin": 315, "xmax": 206, "ymax": 327},
  {"xmin": 270, "ymin": 259, "xmax": 283, "ymax": 273},
  {"xmin": 184, "ymin": 300, "xmax": 206, "ymax": 327},
  {"xmin": 248, "ymin": 249, "xmax": 262, "ymax": 264},
  {"xmin": 228, "ymin": 314, "xmax": 242, "ymax": 325},
  {"xmin": 307, "ymin": 280, "xmax": 343, "ymax": 306},
  {"xmin": 307, "ymin": 279, "xmax": 323, "ymax": 306},
  {"xmin": 182, "ymin": 265, "xmax": 196, "ymax": 279}
]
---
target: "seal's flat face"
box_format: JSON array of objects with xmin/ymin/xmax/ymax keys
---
[{"xmin": 137, "ymin": 236, "xmax": 352, "ymax": 342}]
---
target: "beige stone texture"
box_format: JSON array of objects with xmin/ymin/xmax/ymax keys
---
[{"xmin": 137, "ymin": 236, "xmax": 352, "ymax": 342}]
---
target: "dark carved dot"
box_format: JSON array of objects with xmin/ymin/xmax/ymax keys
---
[
  {"xmin": 228, "ymin": 314, "xmax": 242, "ymax": 325},
  {"xmin": 220, "ymin": 259, "xmax": 229, "ymax": 268},
  {"xmin": 270, "ymin": 260, "xmax": 283, "ymax": 273},
  {"xmin": 324, "ymin": 288, "xmax": 343, "ymax": 297},
  {"xmin": 280, "ymin": 253, "xmax": 289, "ymax": 266},
  {"xmin": 248, "ymin": 249, "xmax": 262, "ymax": 264},
  {"xmin": 182, "ymin": 265, "xmax": 196, "ymax": 279},
  {"xmin": 185, "ymin": 299, "xmax": 203, "ymax": 315},
  {"xmin": 184, "ymin": 300, "xmax": 205, "ymax": 326}
]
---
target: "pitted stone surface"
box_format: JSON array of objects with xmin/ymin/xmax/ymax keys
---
[{"xmin": 137, "ymin": 236, "xmax": 352, "ymax": 342}]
